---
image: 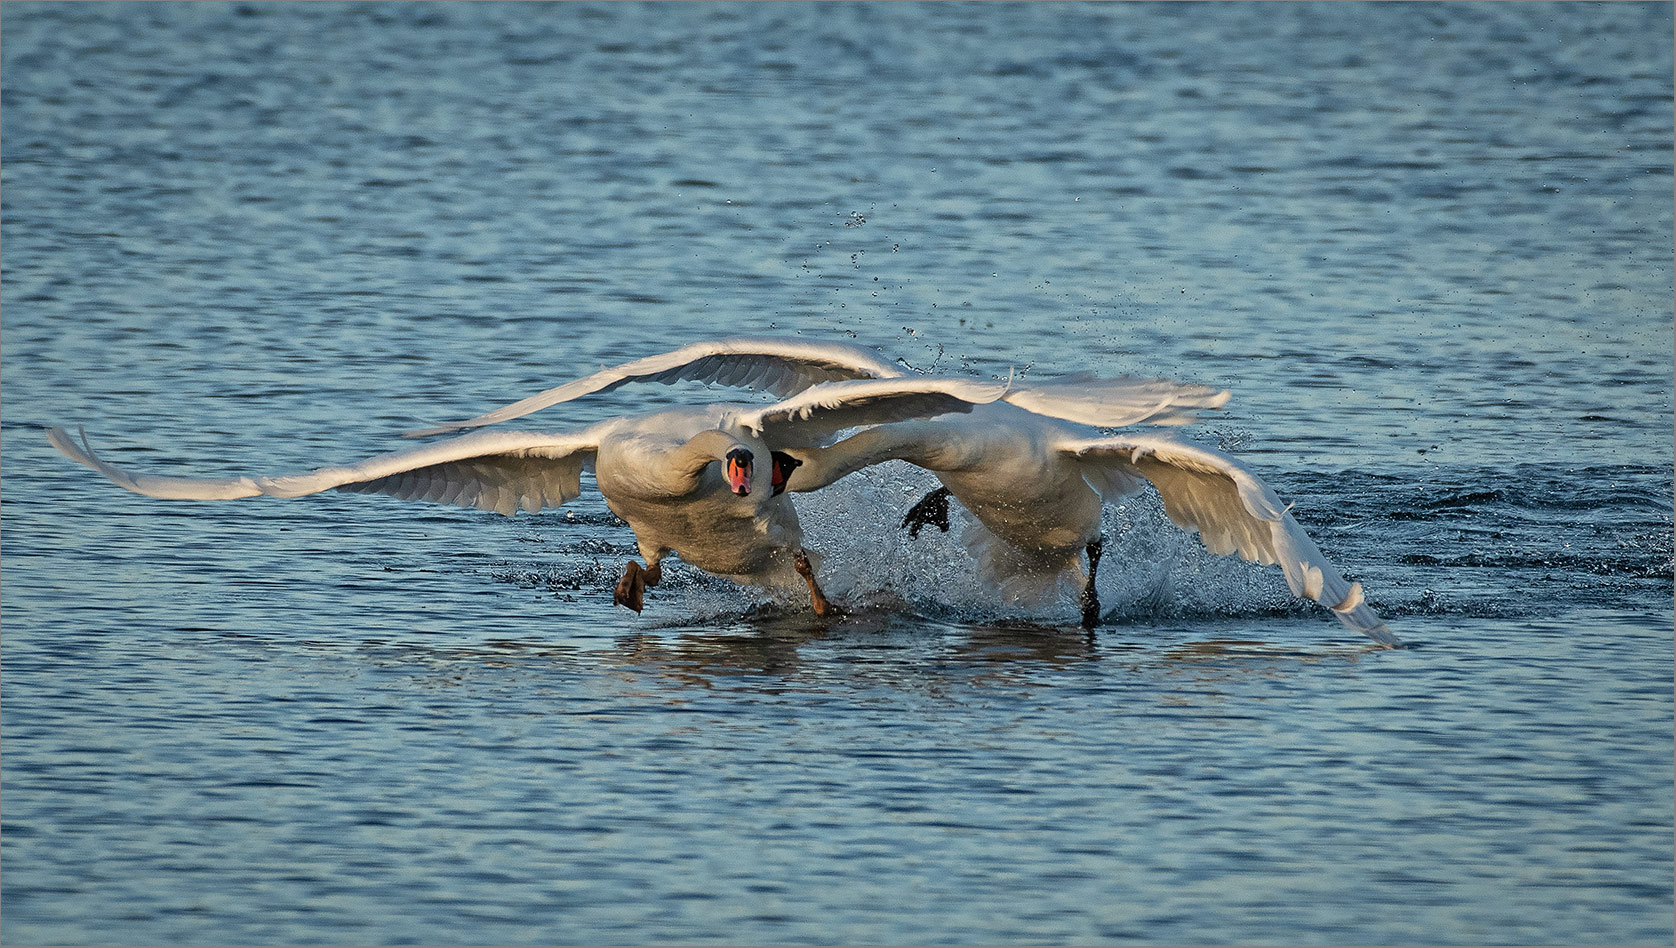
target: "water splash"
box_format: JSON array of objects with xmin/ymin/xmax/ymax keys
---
[
  {"xmin": 483, "ymin": 460, "xmax": 1672, "ymax": 630},
  {"xmin": 795, "ymin": 464, "xmax": 1312, "ymax": 627}
]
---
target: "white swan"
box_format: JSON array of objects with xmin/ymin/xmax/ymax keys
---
[
  {"xmin": 410, "ymin": 338, "xmax": 1397, "ymax": 646},
  {"xmin": 786, "ymin": 404, "xmax": 1400, "ymax": 646},
  {"xmin": 45, "ymin": 376, "xmax": 1016, "ymax": 616}
]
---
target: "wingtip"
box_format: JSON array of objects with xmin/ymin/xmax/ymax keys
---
[
  {"xmin": 1326, "ymin": 583, "xmax": 1404, "ymax": 648},
  {"xmin": 44, "ymin": 424, "xmax": 91, "ymax": 463},
  {"xmin": 1365, "ymin": 626, "xmax": 1405, "ymax": 649}
]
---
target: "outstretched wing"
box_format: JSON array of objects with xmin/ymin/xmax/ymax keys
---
[
  {"xmin": 406, "ymin": 336, "xmax": 1232, "ymax": 439},
  {"xmin": 1064, "ymin": 432, "xmax": 1399, "ymax": 646},
  {"xmin": 46, "ymin": 426, "xmax": 600, "ymax": 516},
  {"xmin": 734, "ymin": 377, "xmax": 1009, "ymax": 448},
  {"xmin": 1005, "ymin": 372, "xmax": 1230, "ymax": 428},
  {"xmin": 407, "ymin": 337, "xmax": 903, "ymax": 438}
]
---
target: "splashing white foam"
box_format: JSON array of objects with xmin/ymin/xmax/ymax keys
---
[
  {"xmin": 794, "ymin": 463, "xmax": 1303, "ymax": 626},
  {"xmin": 490, "ymin": 462, "xmax": 1307, "ymax": 626}
]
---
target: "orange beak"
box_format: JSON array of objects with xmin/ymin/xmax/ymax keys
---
[{"xmin": 724, "ymin": 448, "xmax": 753, "ymax": 496}]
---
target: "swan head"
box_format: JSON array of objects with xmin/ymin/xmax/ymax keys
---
[
  {"xmin": 724, "ymin": 447, "xmax": 753, "ymax": 496},
  {"xmin": 770, "ymin": 451, "xmax": 802, "ymax": 496}
]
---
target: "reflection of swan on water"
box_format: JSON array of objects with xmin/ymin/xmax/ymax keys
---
[
  {"xmin": 418, "ymin": 337, "xmax": 1398, "ymax": 647},
  {"xmin": 606, "ymin": 610, "xmax": 1107, "ymax": 691}
]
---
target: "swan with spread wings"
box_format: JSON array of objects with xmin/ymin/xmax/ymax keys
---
[{"xmin": 49, "ymin": 376, "xmax": 1015, "ymax": 616}]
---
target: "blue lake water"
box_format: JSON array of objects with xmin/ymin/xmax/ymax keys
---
[{"xmin": 3, "ymin": 2, "xmax": 1672, "ymax": 944}]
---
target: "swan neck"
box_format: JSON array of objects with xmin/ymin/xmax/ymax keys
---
[
  {"xmin": 675, "ymin": 429, "xmax": 745, "ymax": 476},
  {"xmin": 790, "ymin": 422, "xmax": 941, "ymax": 492}
]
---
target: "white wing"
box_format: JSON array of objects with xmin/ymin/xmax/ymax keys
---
[
  {"xmin": 1005, "ymin": 372, "xmax": 1231, "ymax": 428},
  {"xmin": 46, "ymin": 426, "xmax": 600, "ymax": 516},
  {"xmin": 735, "ymin": 377, "xmax": 1008, "ymax": 447},
  {"xmin": 405, "ymin": 337, "xmax": 1231, "ymax": 438},
  {"xmin": 407, "ymin": 336, "xmax": 903, "ymax": 437},
  {"xmin": 1065, "ymin": 432, "xmax": 1399, "ymax": 646}
]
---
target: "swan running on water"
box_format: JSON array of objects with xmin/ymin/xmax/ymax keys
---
[
  {"xmin": 405, "ymin": 337, "xmax": 1399, "ymax": 647},
  {"xmin": 49, "ymin": 377, "xmax": 1021, "ymax": 616},
  {"xmin": 787, "ymin": 404, "xmax": 1398, "ymax": 646}
]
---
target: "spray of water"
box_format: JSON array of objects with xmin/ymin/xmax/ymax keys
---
[
  {"xmin": 794, "ymin": 463, "xmax": 1305, "ymax": 625},
  {"xmin": 486, "ymin": 464, "xmax": 1317, "ymax": 627}
]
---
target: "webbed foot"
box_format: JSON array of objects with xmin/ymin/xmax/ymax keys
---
[
  {"xmin": 614, "ymin": 560, "xmax": 646, "ymax": 613},
  {"xmin": 901, "ymin": 486, "xmax": 952, "ymax": 538},
  {"xmin": 793, "ymin": 550, "xmax": 842, "ymax": 617}
]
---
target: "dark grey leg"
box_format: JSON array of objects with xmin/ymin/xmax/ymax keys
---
[{"xmin": 1080, "ymin": 537, "xmax": 1105, "ymax": 629}]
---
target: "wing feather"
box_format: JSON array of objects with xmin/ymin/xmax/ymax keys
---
[
  {"xmin": 46, "ymin": 427, "xmax": 264, "ymax": 500},
  {"xmin": 714, "ymin": 358, "xmax": 750, "ymax": 388},
  {"xmin": 1004, "ymin": 373, "xmax": 1231, "ymax": 428},
  {"xmin": 405, "ymin": 337, "xmax": 902, "ymax": 437},
  {"xmin": 405, "ymin": 336, "xmax": 1231, "ymax": 439},
  {"xmin": 736, "ymin": 377, "xmax": 1008, "ymax": 447},
  {"xmin": 47, "ymin": 426, "xmax": 600, "ymax": 517},
  {"xmin": 739, "ymin": 358, "xmax": 772, "ymax": 391},
  {"xmin": 436, "ymin": 472, "xmax": 466, "ymax": 506},
  {"xmin": 1065, "ymin": 432, "xmax": 1399, "ymax": 646}
]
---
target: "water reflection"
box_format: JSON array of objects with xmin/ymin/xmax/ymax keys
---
[
  {"xmin": 603, "ymin": 606, "xmax": 1113, "ymax": 688},
  {"xmin": 610, "ymin": 626, "xmax": 825, "ymax": 689},
  {"xmin": 316, "ymin": 603, "xmax": 1391, "ymax": 699},
  {"xmin": 1156, "ymin": 636, "xmax": 1382, "ymax": 664}
]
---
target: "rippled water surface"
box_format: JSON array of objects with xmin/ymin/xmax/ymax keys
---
[{"xmin": 3, "ymin": 3, "xmax": 1672, "ymax": 945}]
